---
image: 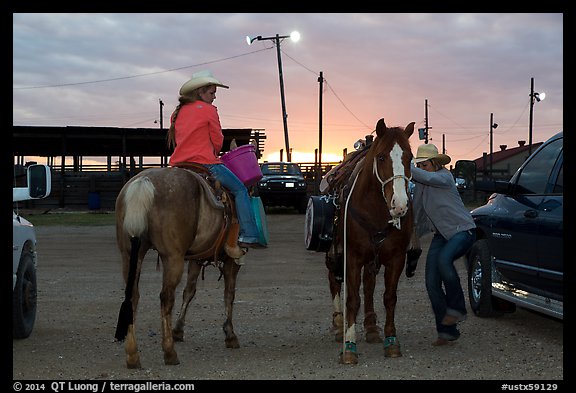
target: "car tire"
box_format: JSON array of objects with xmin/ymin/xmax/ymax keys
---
[
  {"xmin": 467, "ymin": 239, "xmax": 502, "ymax": 318},
  {"xmin": 13, "ymin": 251, "xmax": 37, "ymax": 339}
]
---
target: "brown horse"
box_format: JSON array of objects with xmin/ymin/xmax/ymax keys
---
[
  {"xmin": 325, "ymin": 118, "xmax": 415, "ymax": 364},
  {"xmin": 114, "ymin": 166, "xmax": 245, "ymax": 368}
]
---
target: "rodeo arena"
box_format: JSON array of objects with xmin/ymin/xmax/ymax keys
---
[{"xmin": 12, "ymin": 124, "xmax": 563, "ymax": 384}]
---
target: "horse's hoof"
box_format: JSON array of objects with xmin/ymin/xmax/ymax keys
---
[
  {"xmin": 225, "ymin": 337, "xmax": 240, "ymax": 348},
  {"xmin": 126, "ymin": 354, "xmax": 141, "ymax": 369},
  {"xmin": 385, "ymin": 348, "xmax": 402, "ymax": 358},
  {"xmin": 384, "ymin": 336, "xmax": 402, "ymax": 358},
  {"xmin": 172, "ymin": 330, "xmax": 184, "ymax": 342},
  {"xmin": 339, "ymin": 341, "xmax": 358, "ymax": 365},
  {"xmin": 340, "ymin": 351, "xmax": 358, "ymax": 365},
  {"xmin": 126, "ymin": 360, "xmax": 141, "ymax": 369},
  {"xmin": 164, "ymin": 354, "xmax": 180, "ymax": 365},
  {"xmin": 365, "ymin": 330, "xmax": 383, "ymax": 343}
]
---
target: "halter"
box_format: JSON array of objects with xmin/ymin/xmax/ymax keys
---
[{"xmin": 372, "ymin": 157, "xmax": 411, "ymax": 229}]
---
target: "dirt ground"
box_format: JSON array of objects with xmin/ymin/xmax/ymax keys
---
[{"xmin": 13, "ymin": 213, "xmax": 564, "ymax": 382}]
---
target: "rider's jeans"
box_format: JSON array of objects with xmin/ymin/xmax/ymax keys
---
[
  {"xmin": 204, "ymin": 163, "xmax": 260, "ymax": 241},
  {"xmin": 425, "ymin": 230, "xmax": 475, "ymax": 337}
]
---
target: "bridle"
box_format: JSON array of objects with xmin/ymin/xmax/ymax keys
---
[{"xmin": 372, "ymin": 156, "xmax": 411, "ymax": 229}]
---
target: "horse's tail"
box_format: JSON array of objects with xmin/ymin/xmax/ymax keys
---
[
  {"xmin": 122, "ymin": 176, "xmax": 156, "ymax": 237},
  {"xmin": 115, "ymin": 176, "xmax": 155, "ymax": 341},
  {"xmin": 115, "ymin": 236, "xmax": 140, "ymax": 341}
]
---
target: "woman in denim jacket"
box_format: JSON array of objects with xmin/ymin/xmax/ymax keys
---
[{"xmin": 411, "ymin": 143, "xmax": 476, "ymax": 346}]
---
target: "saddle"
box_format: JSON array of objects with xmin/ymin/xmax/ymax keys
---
[
  {"xmin": 322, "ymin": 145, "xmax": 370, "ymax": 197},
  {"xmin": 172, "ymin": 162, "xmax": 245, "ymax": 263},
  {"xmin": 323, "ymin": 142, "xmax": 389, "ymax": 279},
  {"xmin": 320, "ymin": 146, "xmax": 372, "ymax": 282}
]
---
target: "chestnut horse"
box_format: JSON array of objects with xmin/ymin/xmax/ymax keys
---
[
  {"xmin": 325, "ymin": 118, "xmax": 415, "ymax": 364},
  {"xmin": 114, "ymin": 167, "xmax": 245, "ymax": 368}
]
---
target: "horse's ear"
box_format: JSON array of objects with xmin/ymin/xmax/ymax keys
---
[
  {"xmin": 404, "ymin": 122, "xmax": 415, "ymax": 137},
  {"xmin": 375, "ymin": 118, "xmax": 387, "ymax": 137}
]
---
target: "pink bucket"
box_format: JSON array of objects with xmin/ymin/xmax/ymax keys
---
[{"xmin": 221, "ymin": 144, "xmax": 263, "ymax": 187}]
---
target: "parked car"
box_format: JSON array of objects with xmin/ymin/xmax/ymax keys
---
[
  {"xmin": 467, "ymin": 131, "xmax": 563, "ymax": 320},
  {"xmin": 13, "ymin": 164, "xmax": 52, "ymax": 338},
  {"xmin": 257, "ymin": 162, "xmax": 308, "ymax": 213}
]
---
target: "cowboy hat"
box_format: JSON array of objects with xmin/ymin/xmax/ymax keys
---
[
  {"xmin": 179, "ymin": 70, "xmax": 229, "ymax": 96},
  {"xmin": 413, "ymin": 143, "xmax": 451, "ymax": 165}
]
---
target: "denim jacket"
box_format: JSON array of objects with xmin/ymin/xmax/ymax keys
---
[{"xmin": 411, "ymin": 164, "xmax": 476, "ymax": 241}]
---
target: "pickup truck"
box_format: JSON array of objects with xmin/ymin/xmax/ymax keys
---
[
  {"xmin": 13, "ymin": 164, "xmax": 51, "ymax": 338},
  {"xmin": 467, "ymin": 131, "xmax": 563, "ymax": 320},
  {"xmin": 257, "ymin": 162, "xmax": 308, "ymax": 213}
]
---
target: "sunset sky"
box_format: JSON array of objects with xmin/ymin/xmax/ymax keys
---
[{"xmin": 13, "ymin": 13, "xmax": 563, "ymax": 166}]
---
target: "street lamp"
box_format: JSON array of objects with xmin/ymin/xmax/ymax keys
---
[
  {"xmin": 246, "ymin": 31, "xmax": 300, "ymax": 162},
  {"xmin": 528, "ymin": 77, "xmax": 546, "ymax": 155}
]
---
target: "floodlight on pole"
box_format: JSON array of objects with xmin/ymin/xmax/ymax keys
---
[{"xmin": 245, "ymin": 31, "xmax": 300, "ymax": 162}]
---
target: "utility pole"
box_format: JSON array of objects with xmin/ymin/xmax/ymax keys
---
[
  {"xmin": 490, "ymin": 113, "xmax": 498, "ymax": 180},
  {"xmin": 159, "ymin": 99, "xmax": 164, "ymax": 130},
  {"xmin": 274, "ymin": 34, "xmax": 291, "ymax": 161},
  {"xmin": 490, "ymin": 112, "xmax": 494, "ymax": 179},
  {"xmin": 529, "ymin": 77, "xmax": 534, "ymax": 155},
  {"xmin": 318, "ymin": 71, "xmax": 324, "ymax": 191},
  {"xmin": 424, "ymin": 99, "xmax": 430, "ymax": 144},
  {"xmin": 528, "ymin": 77, "xmax": 545, "ymax": 155},
  {"xmin": 246, "ymin": 32, "xmax": 300, "ymax": 162}
]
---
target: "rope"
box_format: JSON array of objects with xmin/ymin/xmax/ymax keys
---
[{"xmin": 342, "ymin": 168, "xmax": 362, "ymax": 351}]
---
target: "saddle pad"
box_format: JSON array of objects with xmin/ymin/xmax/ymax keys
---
[{"xmin": 251, "ymin": 196, "xmax": 269, "ymax": 246}]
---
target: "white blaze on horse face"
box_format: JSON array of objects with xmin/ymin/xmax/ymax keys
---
[{"xmin": 389, "ymin": 143, "xmax": 409, "ymax": 217}]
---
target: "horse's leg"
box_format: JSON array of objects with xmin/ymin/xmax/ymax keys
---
[
  {"xmin": 327, "ymin": 268, "xmax": 343, "ymax": 342},
  {"xmin": 382, "ymin": 254, "xmax": 405, "ymax": 358},
  {"xmin": 222, "ymin": 257, "xmax": 241, "ymax": 348},
  {"xmin": 125, "ymin": 324, "xmax": 140, "ymax": 369},
  {"xmin": 123, "ymin": 247, "xmax": 147, "ymax": 369},
  {"xmin": 363, "ymin": 267, "xmax": 382, "ymax": 343},
  {"xmin": 159, "ymin": 253, "xmax": 186, "ymax": 365},
  {"xmin": 340, "ymin": 259, "xmax": 362, "ymax": 365},
  {"xmin": 173, "ymin": 261, "xmax": 202, "ymax": 342}
]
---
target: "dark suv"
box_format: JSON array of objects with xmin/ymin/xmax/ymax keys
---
[
  {"xmin": 257, "ymin": 162, "xmax": 308, "ymax": 213},
  {"xmin": 467, "ymin": 131, "xmax": 563, "ymax": 320}
]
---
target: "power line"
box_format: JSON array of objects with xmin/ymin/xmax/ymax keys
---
[
  {"xmin": 324, "ymin": 82, "xmax": 373, "ymax": 130},
  {"xmin": 13, "ymin": 48, "xmax": 270, "ymax": 90},
  {"xmin": 280, "ymin": 49, "xmax": 373, "ymax": 130},
  {"xmin": 14, "ymin": 42, "xmax": 384, "ymax": 135}
]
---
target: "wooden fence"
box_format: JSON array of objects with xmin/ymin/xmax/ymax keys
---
[{"xmin": 17, "ymin": 162, "xmax": 342, "ymax": 211}]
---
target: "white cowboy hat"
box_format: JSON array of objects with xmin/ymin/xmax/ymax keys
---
[
  {"xmin": 179, "ymin": 70, "xmax": 229, "ymax": 96},
  {"xmin": 413, "ymin": 143, "xmax": 451, "ymax": 165}
]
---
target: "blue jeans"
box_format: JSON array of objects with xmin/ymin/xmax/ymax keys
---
[
  {"xmin": 425, "ymin": 230, "xmax": 475, "ymax": 338},
  {"xmin": 204, "ymin": 164, "xmax": 260, "ymax": 242}
]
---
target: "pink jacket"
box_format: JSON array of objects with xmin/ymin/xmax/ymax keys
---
[{"xmin": 168, "ymin": 101, "xmax": 224, "ymax": 165}]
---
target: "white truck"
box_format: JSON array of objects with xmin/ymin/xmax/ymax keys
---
[{"xmin": 13, "ymin": 164, "xmax": 51, "ymax": 338}]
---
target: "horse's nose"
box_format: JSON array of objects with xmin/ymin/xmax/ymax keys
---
[{"xmin": 390, "ymin": 195, "xmax": 408, "ymax": 217}]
